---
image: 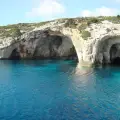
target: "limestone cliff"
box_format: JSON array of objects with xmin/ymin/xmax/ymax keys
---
[
  {"xmin": 0, "ymin": 21, "xmax": 78, "ymax": 60},
  {"xmin": 1, "ymin": 17, "xmax": 120, "ymax": 65}
]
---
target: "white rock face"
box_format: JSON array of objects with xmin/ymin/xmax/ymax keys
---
[
  {"xmin": 0, "ymin": 29, "xmax": 77, "ymax": 60},
  {"xmin": 0, "ymin": 42, "xmax": 19, "ymax": 59},
  {"xmin": 61, "ymin": 20, "xmax": 120, "ymax": 65},
  {"xmin": 0, "ymin": 20, "xmax": 120, "ymax": 65},
  {"xmin": 82, "ymin": 21, "xmax": 120, "ymax": 64},
  {"xmin": 19, "ymin": 30, "xmax": 75, "ymax": 59}
]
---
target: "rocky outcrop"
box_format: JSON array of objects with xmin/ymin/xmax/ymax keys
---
[
  {"xmin": 79, "ymin": 20, "xmax": 120, "ymax": 65},
  {"xmin": 0, "ymin": 28, "xmax": 78, "ymax": 60},
  {"xmin": 1, "ymin": 19, "xmax": 120, "ymax": 65}
]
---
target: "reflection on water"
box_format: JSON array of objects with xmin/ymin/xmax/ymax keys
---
[
  {"xmin": 0, "ymin": 60, "xmax": 119, "ymax": 120},
  {"xmin": 75, "ymin": 64, "xmax": 94, "ymax": 76}
]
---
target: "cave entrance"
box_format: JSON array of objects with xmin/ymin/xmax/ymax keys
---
[
  {"xmin": 9, "ymin": 49, "xmax": 20, "ymax": 60},
  {"xmin": 111, "ymin": 57, "xmax": 120, "ymax": 65},
  {"xmin": 33, "ymin": 34, "xmax": 78, "ymax": 61},
  {"xmin": 110, "ymin": 44, "xmax": 120, "ymax": 65}
]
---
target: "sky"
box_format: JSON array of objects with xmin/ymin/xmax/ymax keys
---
[{"xmin": 0, "ymin": 0, "xmax": 120, "ymax": 25}]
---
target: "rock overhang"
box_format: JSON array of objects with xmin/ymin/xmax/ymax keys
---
[
  {"xmin": 1, "ymin": 19, "xmax": 120, "ymax": 65},
  {"xmin": 81, "ymin": 21, "xmax": 120, "ymax": 65}
]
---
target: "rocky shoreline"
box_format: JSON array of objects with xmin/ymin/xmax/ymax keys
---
[{"xmin": 1, "ymin": 17, "xmax": 120, "ymax": 65}]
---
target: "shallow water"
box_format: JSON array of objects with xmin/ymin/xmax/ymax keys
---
[{"xmin": 0, "ymin": 60, "xmax": 120, "ymax": 120}]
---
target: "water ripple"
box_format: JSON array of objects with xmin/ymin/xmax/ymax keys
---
[{"xmin": 0, "ymin": 60, "xmax": 119, "ymax": 119}]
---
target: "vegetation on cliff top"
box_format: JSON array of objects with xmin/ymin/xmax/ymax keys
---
[
  {"xmin": 0, "ymin": 16, "xmax": 120, "ymax": 38},
  {"xmin": 81, "ymin": 30, "xmax": 91, "ymax": 40},
  {"xmin": 0, "ymin": 21, "xmax": 50, "ymax": 38}
]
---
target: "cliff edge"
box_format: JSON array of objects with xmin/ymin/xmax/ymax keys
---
[{"xmin": 1, "ymin": 16, "xmax": 120, "ymax": 65}]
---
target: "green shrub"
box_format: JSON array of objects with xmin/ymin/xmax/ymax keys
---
[
  {"xmin": 117, "ymin": 15, "xmax": 120, "ymax": 18},
  {"xmin": 102, "ymin": 16, "xmax": 120, "ymax": 24},
  {"xmin": 64, "ymin": 19, "xmax": 77, "ymax": 28},
  {"xmin": 87, "ymin": 18, "xmax": 100, "ymax": 25},
  {"xmin": 81, "ymin": 30, "xmax": 91, "ymax": 40},
  {"xmin": 35, "ymin": 21, "xmax": 49, "ymax": 27},
  {"xmin": 78, "ymin": 23, "xmax": 87, "ymax": 32},
  {"xmin": 11, "ymin": 27, "xmax": 22, "ymax": 37}
]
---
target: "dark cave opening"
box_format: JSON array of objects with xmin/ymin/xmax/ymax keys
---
[
  {"xmin": 68, "ymin": 46, "xmax": 78, "ymax": 61},
  {"xmin": 111, "ymin": 57, "xmax": 120, "ymax": 65},
  {"xmin": 9, "ymin": 49, "xmax": 20, "ymax": 60},
  {"xmin": 33, "ymin": 35, "xmax": 78, "ymax": 61},
  {"xmin": 110, "ymin": 44, "xmax": 120, "ymax": 65},
  {"xmin": 8, "ymin": 33, "xmax": 79, "ymax": 61}
]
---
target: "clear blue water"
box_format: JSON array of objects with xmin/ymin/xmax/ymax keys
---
[{"xmin": 0, "ymin": 60, "xmax": 120, "ymax": 120}]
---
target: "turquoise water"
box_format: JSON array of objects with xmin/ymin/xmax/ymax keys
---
[{"xmin": 0, "ymin": 60, "xmax": 120, "ymax": 120}]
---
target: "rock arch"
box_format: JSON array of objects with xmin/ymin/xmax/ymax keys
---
[
  {"xmin": 9, "ymin": 48, "xmax": 20, "ymax": 60},
  {"xmin": 4, "ymin": 29, "xmax": 79, "ymax": 61},
  {"xmin": 110, "ymin": 44, "xmax": 120, "ymax": 64},
  {"xmin": 93, "ymin": 35, "xmax": 120, "ymax": 64}
]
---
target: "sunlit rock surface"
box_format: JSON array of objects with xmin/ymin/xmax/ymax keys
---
[{"xmin": 0, "ymin": 19, "xmax": 120, "ymax": 65}]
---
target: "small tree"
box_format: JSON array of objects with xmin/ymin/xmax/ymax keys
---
[
  {"xmin": 64, "ymin": 19, "xmax": 77, "ymax": 28},
  {"xmin": 81, "ymin": 30, "xmax": 91, "ymax": 40},
  {"xmin": 87, "ymin": 18, "xmax": 100, "ymax": 25},
  {"xmin": 117, "ymin": 15, "xmax": 120, "ymax": 18}
]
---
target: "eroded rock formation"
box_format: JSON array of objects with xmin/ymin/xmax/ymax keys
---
[
  {"xmin": 82, "ymin": 21, "xmax": 120, "ymax": 65},
  {"xmin": 0, "ymin": 19, "xmax": 120, "ymax": 65},
  {"xmin": 0, "ymin": 29, "xmax": 78, "ymax": 60}
]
